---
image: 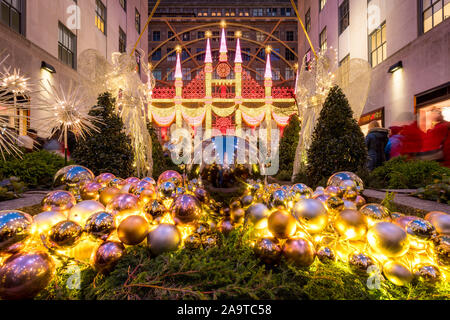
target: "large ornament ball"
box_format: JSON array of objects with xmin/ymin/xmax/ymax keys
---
[
  {"xmin": 48, "ymin": 220, "xmax": 83, "ymax": 248},
  {"xmin": 383, "ymin": 261, "xmax": 413, "ymax": 286},
  {"xmin": 138, "ymin": 188, "xmax": 157, "ymax": 206},
  {"xmin": 124, "ymin": 177, "xmax": 140, "ymax": 185},
  {"xmin": 327, "ymin": 172, "xmax": 364, "ymax": 192},
  {"xmin": 85, "ymin": 212, "xmax": 115, "ymax": 240},
  {"xmin": 425, "ymin": 212, "xmax": 450, "ymax": 236},
  {"xmin": 158, "ymin": 181, "xmax": 176, "ymax": 200},
  {"xmin": 172, "ymin": 194, "xmax": 202, "ymax": 225},
  {"xmin": 292, "ymin": 199, "xmax": 328, "ymax": 234},
  {"xmin": 334, "ymin": 209, "xmax": 367, "ymax": 240},
  {"xmin": 194, "ymin": 188, "xmax": 208, "ymax": 203},
  {"xmin": 184, "ymin": 233, "xmax": 202, "ymax": 249},
  {"xmin": 0, "ymin": 211, "xmax": 33, "ymax": 252},
  {"xmin": 290, "ymin": 183, "xmax": 313, "ymax": 201},
  {"xmin": 147, "ymin": 223, "xmax": 181, "ymax": 256},
  {"xmin": 406, "ymin": 218, "xmax": 436, "ymax": 241},
  {"xmin": 367, "ymin": 222, "xmax": 410, "ymax": 258},
  {"xmin": 343, "ymin": 190, "xmax": 358, "ymax": 201},
  {"xmin": 0, "ymin": 252, "xmax": 54, "ymax": 300},
  {"xmin": 93, "ymin": 241, "xmax": 125, "ymax": 274},
  {"xmin": 99, "ymin": 187, "xmax": 120, "ymax": 206},
  {"xmin": 241, "ymin": 195, "xmax": 254, "ymax": 208},
  {"xmin": 325, "ymin": 196, "xmax": 344, "ymax": 214},
  {"xmin": 117, "ymin": 215, "xmax": 149, "ymax": 245},
  {"xmin": 434, "ymin": 235, "xmax": 449, "ymax": 266},
  {"xmin": 282, "ymin": 238, "xmax": 315, "ymax": 267},
  {"xmin": 80, "ymin": 181, "xmax": 102, "ymax": 201},
  {"xmin": 245, "ymin": 203, "xmax": 270, "ymax": 224},
  {"xmin": 414, "ymin": 264, "xmax": 441, "ymax": 284},
  {"xmin": 324, "ymin": 186, "xmax": 341, "ymax": 197},
  {"xmin": 339, "ymin": 179, "xmax": 357, "ymax": 193},
  {"xmin": 68, "ymin": 200, "xmax": 105, "ymax": 227},
  {"xmin": 218, "ymin": 220, "xmax": 234, "ymax": 235},
  {"xmin": 32, "ymin": 211, "xmax": 67, "ymax": 234},
  {"xmin": 230, "ymin": 208, "xmax": 245, "ymax": 223},
  {"xmin": 157, "ymin": 170, "xmax": 183, "ymax": 187},
  {"xmin": 141, "ymin": 177, "xmax": 156, "ymax": 185},
  {"xmin": 95, "ymin": 173, "xmax": 116, "ymax": 187},
  {"xmin": 269, "ymin": 189, "xmax": 287, "ymax": 208},
  {"xmin": 349, "ymin": 253, "xmax": 375, "ymax": 273},
  {"xmin": 268, "ymin": 209, "xmax": 297, "ymax": 239},
  {"xmin": 106, "ymin": 193, "xmax": 141, "ymax": 216},
  {"xmin": 129, "ymin": 180, "xmax": 154, "ymax": 196},
  {"xmin": 41, "ymin": 190, "xmax": 76, "ymax": 213},
  {"xmin": 53, "ymin": 165, "xmax": 95, "ymax": 189},
  {"xmin": 393, "ymin": 215, "xmax": 417, "ymax": 230},
  {"xmin": 317, "ymin": 247, "xmax": 335, "ymax": 263},
  {"xmin": 108, "ymin": 177, "xmax": 124, "ymax": 188},
  {"xmin": 254, "ymin": 238, "xmax": 282, "ymax": 265},
  {"xmin": 144, "ymin": 200, "xmax": 165, "ymax": 220},
  {"xmin": 360, "ymin": 203, "xmax": 391, "ymax": 225}
]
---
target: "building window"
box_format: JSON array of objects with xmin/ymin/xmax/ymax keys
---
[
  {"xmin": 227, "ymin": 31, "xmax": 235, "ymax": 41},
  {"xmin": 305, "ymin": 9, "xmax": 311, "ymax": 32},
  {"xmin": 0, "ymin": 0, "xmax": 22, "ymax": 33},
  {"xmin": 242, "ymin": 31, "xmax": 251, "ymax": 40},
  {"xmin": 339, "ymin": 0, "xmax": 349, "ymax": 35},
  {"xmin": 281, "ymin": 8, "xmax": 292, "ymax": 16},
  {"xmin": 153, "ymin": 69, "xmax": 162, "ymax": 80},
  {"xmin": 267, "ymin": 8, "xmax": 277, "ymax": 16},
  {"xmin": 152, "ymin": 31, "xmax": 160, "ymax": 41},
  {"xmin": 242, "ymin": 48, "xmax": 251, "ymax": 61},
  {"xmin": 422, "ymin": 0, "xmax": 450, "ymax": 33},
  {"xmin": 273, "ymin": 68, "xmax": 280, "ymax": 80},
  {"xmin": 257, "ymin": 49, "xmax": 265, "ymax": 60},
  {"xmin": 182, "ymin": 32, "xmax": 190, "ymax": 41},
  {"xmin": 167, "ymin": 48, "xmax": 176, "ymax": 61},
  {"xmin": 369, "ymin": 22, "xmax": 386, "ymax": 68},
  {"xmin": 286, "ymin": 31, "xmax": 294, "ymax": 41},
  {"xmin": 252, "ymin": 8, "xmax": 263, "ymax": 16},
  {"xmin": 319, "ymin": 0, "xmax": 327, "ymax": 11},
  {"xmin": 181, "ymin": 48, "xmax": 191, "ymax": 60},
  {"xmin": 196, "ymin": 48, "xmax": 204, "ymax": 61},
  {"xmin": 271, "ymin": 48, "xmax": 280, "ymax": 61},
  {"xmin": 256, "ymin": 31, "xmax": 265, "ymax": 42},
  {"xmin": 135, "ymin": 51, "xmax": 141, "ymax": 74},
  {"xmin": 285, "ymin": 48, "xmax": 296, "ymax": 61},
  {"xmin": 119, "ymin": 27, "xmax": 126, "ymax": 53},
  {"xmin": 255, "ymin": 67, "xmax": 265, "ymax": 80},
  {"xmin": 135, "ymin": 8, "xmax": 140, "ymax": 33},
  {"xmin": 58, "ymin": 22, "xmax": 76, "ymax": 69},
  {"xmin": 339, "ymin": 54, "xmax": 350, "ymax": 88},
  {"xmin": 305, "ymin": 49, "xmax": 312, "ymax": 70},
  {"xmin": 152, "ymin": 48, "xmax": 161, "ymax": 61},
  {"xmin": 95, "ymin": 0, "xmax": 106, "ymax": 34},
  {"xmin": 167, "ymin": 69, "xmax": 174, "ymax": 81},
  {"xmin": 197, "ymin": 31, "xmax": 205, "ymax": 39},
  {"xmin": 182, "ymin": 68, "xmax": 191, "ymax": 81},
  {"xmin": 212, "ymin": 31, "xmax": 219, "ymax": 42},
  {"xmin": 168, "ymin": 30, "xmax": 175, "ymax": 41},
  {"xmin": 285, "ymin": 68, "xmax": 295, "ymax": 80},
  {"xmin": 119, "ymin": 0, "xmax": 126, "ymax": 11},
  {"xmin": 319, "ymin": 27, "xmax": 327, "ymax": 52}
]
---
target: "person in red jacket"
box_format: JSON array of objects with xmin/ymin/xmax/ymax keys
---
[
  {"xmin": 419, "ymin": 109, "xmax": 450, "ymax": 166},
  {"xmin": 399, "ymin": 120, "xmax": 424, "ymax": 158}
]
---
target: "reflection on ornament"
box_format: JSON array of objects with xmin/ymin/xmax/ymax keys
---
[
  {"xmin": 41, "ymin": 190, "xmax": 76, "ymax": 213},
  {"xmin": 117, "ymin": 215, "xmax": 149, "ymax": 245},
  {"xmin": 172, "ymin": 194, "xmax": 202, "ymax": 225},
  {"xmin": 268, "ymin": 209, "xmax": 297, "ymax": 239},
  {"xmin": 334, "ymin": 209, "xmax": 367, "ymax": 240},
  {"xmin": 254, "ymin": 238, "xmax": 282, "ymax": 264},
  {"xmin": 0, "ymin": 211, "xmax": 33, "ymax": 252},
  {"xmin": 106, "ymin": 193, "xmax": 141, "ymax": 216},
  {"xmin": 360, "ymin": 203, "xmax": 391, "ymax": 226},
  {"xmin": 317, "ymin": 246, "xmax": 335, "ymax": 263},
  {"xmin": 292, "ymin": 199, "xmax": 328, "ymax": 234},
  {"xmin": 383, "ymin": 261, "xmax": 413, "ymax": 287},
  {"xmin": 32, "ymin": 211, "xmax": 67, "ymax": 235},
  {"xmin": 48, "ymin": 220, "xmax": 83, "ymax": 248},
  {"xmin": 425, "ymin": 212, "xmax": 450, "ymax": 235},
  {"xmin": 93, "ymin": 241, "xmax": 125, "ymax": 274},
  {"xmin": 282, "ymin": 238, "xmax": 315, "ymax": 267},
  {"xmin": 393, "ymin": 215, "xmax": 416, "ymax": 230},
  {"xmin": 218, "ymin": 220, "xmax": 234, "ymax": 235},
  {"xmin": 80, "ymin": 181, "xmax": 102, "ymax": 200},
  {"xmin": 367, "ymin": 222, "xmax": 409, "ymax": 258},
  {"xmin": 68, "ymin": 200, "xmax": 105, "ymax": 227},
  {"xmin": 95, "ymin": 173, "xmax": 116, "ymax": 187},
  {"xmin": 349, "ymin": 253, "xmax": 374, "ymax": 273},
  {"xmin": 406, "ymin": 218, "xmax": 435, "ymax": 250},
  {"xmin": 325, "ymin": 196, "xmax": 344, "ymax": 214},
  {"xmin": 147, "ymin": 223, "xmax": 181, "ymax": 256},
  {"xmin": 414, "ymin": 264, "xmax": 441, "ymax": 284},
  {"xmin": 85, "ymin": 212, "xmax": 115, "ymax": 240},
  {"xmin": 230, "ymin": 208, "xmax": 245, "ymax": 223},
  {"xmin": 157, "ymin": 170, "xmax": 182, "ymax": 187},
  {"xmin": 53, "ymin": 165, "xmax": 95, "ymax": 189},
  {"xmin": 0, "ymin": 252, "xmax": 54, "ymax": 300},
  {"xmin": 290, "ymin": 184, "xmax": 313, "ymax": 201},
  {"xmin": 99, "ymin": 187, "xmax": 120, "ymax": 206}
]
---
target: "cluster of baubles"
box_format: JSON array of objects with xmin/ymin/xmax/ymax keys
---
[{"xmin": 0, "ymin": 167, "xmax": 448, "ymax": 299}]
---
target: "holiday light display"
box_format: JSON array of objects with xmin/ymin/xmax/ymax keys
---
[{"xmin": 0, "ymin": 165, "xmax": 448, "ymax": 300}]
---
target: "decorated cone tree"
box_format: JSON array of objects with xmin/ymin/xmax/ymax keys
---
[
  {"xmin": 147, "ymin": 124, "xmax": 179, "ymax": 178},
  {"xmin": 72, "ymin": 92, "xmax": 134, "ymax": 178},
  {"xmin": 307, "ymin": 86, "xmax": 368, "ymax": 186},
  {"xmin": 277, "ymin": 115, "xmax": 301, "ymax": 180}
]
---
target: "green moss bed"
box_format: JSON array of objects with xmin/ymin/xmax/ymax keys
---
[{"xmin": 36, "ymin": 228, "xmax": 449, "ymax": 300}]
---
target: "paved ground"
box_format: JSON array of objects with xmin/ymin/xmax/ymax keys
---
[{"xmin": 0, "ymin": 190, "xmax": 48, "ymax": 211}]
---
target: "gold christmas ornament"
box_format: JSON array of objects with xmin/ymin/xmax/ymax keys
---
[
  {"xmin": 0, "ymin": 252, "xmax": 54, "ymax": 300},
  {"xmin": 324, "ymin": 186, "xmax": 341, "ymax": 197},
  {"xmin": 360, "ymin": 203, "xmax": 391, "ymax": 226},
  {"xmin": 393, "ymin": 215, "xmax": 417, "ymax": 230},
  {"xmin": 268, "ymin": 209, "xmax": 297, "ymax": 239},
  {"xmin": 290, "ymin": 183, "xmax": 313, "ymax": 201},
  {"xmin": 349, "ymin": 253, "xmax": 375, "ymax": 273},
  {"xmin": 147, "ymin": 223, "xmax": 181, "ymax": 256},
  {"xmin": 138, "ymin": 188, "xmax": 157, "ymax": 206},
  {"xmin": 53, "ymin": 165, "xmax": 95, "ymax": 189},
  {"xmin": 383, "ymin": 261, "xmax": 413, "ymax": 287},
  {"xmin": 327, "ymin": 172, "xmax": 364, "ymax": 192},
  {"xmin": 334, "ymin": 209, "xmax": 367, "ymax": 240},
  {"xmin": 282, "ymin": 238, "xmax": 316, "ymax": 267},
  {"xmin": 354, "ymin": 195, "xmax": 367, "ymax": 208},
  {"xmin": 218, "ymin": 220, "xmax": 234, "ymax": 235},
  {"xmin": 339, "ymin": 179, "xmax": 358, "ymax": 192},
  {"xmin": 342, "ymin": 200, "xmax": 357, "ymax": 210},
  {"xmin": 313, "ymin": 194, "xmax": 329, "ymax": 205},
  {"xmin": 48, "ymin": 220, "xmax": 83, "ymax": 248},
  {"xmin": 184, "ymin": 233, "xmax": 202, "ymax": 249},
  {"xmin": 117, "ymin": 215, "xmax": 149, "ymax": 245},
  {"xmin": 93, "ymin": 241, "xmax": 125, "ymax": 274},
  {"xmin": 367, "ymin": 222, "xmax": 410, "ymax": 258},
  {"xmin": 106, "ymin": 193, "xmax": 141, "ymax": 216},
  {"xmin": 269, "ymin": 189, "xmax": 287, "ymax": 208},
  {"xmin": 32, "ymin": 211, "xmax": 67, "ymax": 235},
  {"xmin": 194, "ymin": 188, "xmax": 208, "ymax": 203},
  {"xmin": 158, "ymin": 181, "xmax": 176, "ymax": 201},
  {"xmin": 425, "ymin": 211, "xmax": 450, "ymax": 235},
  {"xmin": 325, "ymin": 196, "xmax": 344, "ymax": 214},
  {"xmin": 434, "ymin": 235, "xmax": 449, "ymax": 266},
  {"xmin": 144, "ymin": 200, "xmax": 166, "ymax": 220},
  {"xmin": 406, "ymin": 219, "xmax": 436, "ymax": 249},
  {"xmin": 119, "ymin": 183, "xmax": 135, "ymax": 194},
  {"xmin": 254, "ymin": 238, "xmax": 282, "ymax": 264},
  {"xmin": 68, "ymin": 200, "xmax": 105, "ymax": 227},
  {"xmin": 99, "ymin": 187, "xmax": 120, "ymax": 206},
  {"xmin": 230, "ymin": 208, "xmax": 245, "ymax": 223},
  {"xmin": 157, "ymin": 170, "xmax": 183, "ymax": 187},
  {"xmin": 95, "ymin": 173, "xmax": 116, "ymax": 187},
  {"xmin": 292, "ymin": 199, "xmax": 328, "ymax": 234},
  {"xmin": 172, "ymin": 194, "xmax": 202, "ymax": 225},
  {"xmin": 343, "ymin": 190, "xmax": 357, "ymax": 201},
  {"xmin": 0, "ymin": 211, "xmax": 33, "ymax": 252},
  {"xmin": 108, "ymin": 177, "xmax": 124, "ymax": 188},
  {"xmin": 241, "ymin": 195, "xmax": 254, "ymax": 208},
  {"xmin": 85, "ymin": 211, "xmax": 115, "ymax": 240},
  {"xmin": 245, "ymin": 203, "xmax": 270, "ymax": 224},
  {"xmin": 317, "ymin": 246, "xmax": 335, "ymax": 263},
  {"xmin": 80, "ymin": 181, "xmax": 102, "ymax": 200},
  {"xmin": 414, "ymin": 264, "xmax": 441, "ymax": 284},
  {"xmin": 129, "ymin": 180, "xmax": 154, "ymax": 196},
  {"xmin": 41, "ymin": 190, "xmax": 76, "ymax": 213}
]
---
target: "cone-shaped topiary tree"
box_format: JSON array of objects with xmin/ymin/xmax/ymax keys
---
[
  {"xmin": 72, "ymin": 92, "xmax": 134, "ymax": 178},
  {"xmin": 276, "ymin": 115, "xmax": 301, "ymax": 180},
  {"xmin": 147, "ymin": 124, "xmax": 180, "ymax": 179},
  {"xmin": 306, "ymin": 86, "xmax": 368, "ymax": 186}
]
